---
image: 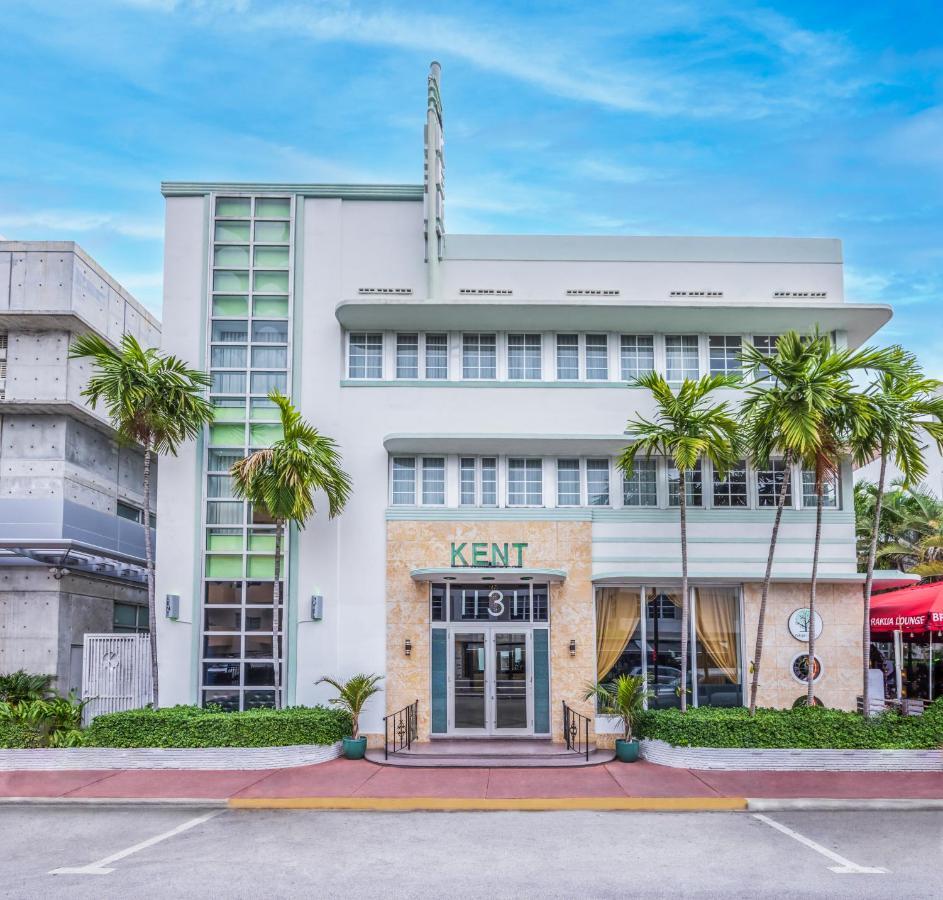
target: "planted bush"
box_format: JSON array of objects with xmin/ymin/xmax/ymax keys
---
[
  {"xmin": 0, "ymin": 670, "xmax": 86, "ymax": 748},
  {"xmin": 636, "ymin": 699, "xmax": 943, "ymax": 750},
  {"xmin": 81, "ymin": 704, "xmax": 352, "ymax": 748}
]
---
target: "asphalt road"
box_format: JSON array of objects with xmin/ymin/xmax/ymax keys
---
[{"xmin": 0, "ymin": 806, "xmax": 940, "ymax": 899}]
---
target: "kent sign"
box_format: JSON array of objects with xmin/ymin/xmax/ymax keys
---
[{"xmin": 450, "ymin": 541, "xmax": 528, "ymax": 568}]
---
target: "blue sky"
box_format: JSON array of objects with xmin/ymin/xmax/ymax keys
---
[{"xmin": 1, "ymin": 1, "xmax": 941, "ymax": 372}]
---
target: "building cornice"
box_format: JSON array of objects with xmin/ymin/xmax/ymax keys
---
[{"xmin": 161, "ymin": 182, "xmax": 424, "ymax": 201}]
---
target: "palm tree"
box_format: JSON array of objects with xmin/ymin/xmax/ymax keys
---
[
  {"xmin": 231, "ymin": 391, "xmax": 351, "ymax": 709},
  {"xmin": 855, "ymin": 480, "xmax": 943, "ymax": 572},
  {"xmin": 618, "ymin": 372, "xmax": 741, "ymax": 712},
  {"xmin": 740, "ymin": 330, "xmax": 904, "ymax": 714},
  {"xmin": 851, "ymin": 366, "xmax": 943, "ymax": 712},
  {"xmin": 316, "ymin": 673, "xmax": 383, "ymax": 740},
  {"xmin": 70, "ymin": 333, "xmax": 213, "ymax": 705}
]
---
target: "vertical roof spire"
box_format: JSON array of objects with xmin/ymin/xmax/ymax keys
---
[{"xmin": 424, "ymin": 61, "xmax": 445, "ymax": 298}]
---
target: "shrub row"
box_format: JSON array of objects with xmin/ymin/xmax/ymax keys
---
[
  {"xmin": 0, "ymin": 722, "xmax": 41, "ymax": 749},
  {"xmin": 635, "ymin": 699, "xmax": 943, "ymax": 750},
  {"xmin": 81, "ymin": 704, "xmax": 352, "ymax": 749}
]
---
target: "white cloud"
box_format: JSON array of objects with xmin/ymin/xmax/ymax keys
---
[{"xmin": 0, "ymin": 210, "xmax": 163, "ymax": 240}]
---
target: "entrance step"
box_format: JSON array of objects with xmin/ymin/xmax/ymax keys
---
[{"xmin": 366, "ymin": 738, "xmax": 615, "ymax": 768}]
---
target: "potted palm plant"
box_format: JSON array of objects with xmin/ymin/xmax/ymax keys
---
[
  {"xmin": 317, "ymin": 673, "xmax": 383, "ymax": 759},
  {"xmin": 584, "ymin": 674, "xmax": 649, "ymax": 763}
]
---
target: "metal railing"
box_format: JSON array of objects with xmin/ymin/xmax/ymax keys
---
[
  {"xmin": 857, "ymin": 696, "xmax": 927, "ymax": 717},
  {"xmin": 563, "ymin": 701, "xmax": 590, "ymax": 761},
  {"xmin": 383, "ymin": 699, "xmax": 418, "ymax": 760}
]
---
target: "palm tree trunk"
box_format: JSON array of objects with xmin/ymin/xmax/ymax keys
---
[
  {"xmin": 679, "ymin": 468, "xmax": 689, "ymax": 714},
  {"xmin": 142, "ymin": 439, "xmax": 159, "ymax": 707},
  {"xmin": 862, "ymin": 451, "xmax": 887, "ymax": 716},
  {"xmin": 272, "ymin": 519, "xmax": 283, "ymax": 710},
  {"xmin": 749, "ymin": 451, "xmax": 792, "ymax": 716},
  {"xmin": 808, "ymin": 479, "xmax": 824, "ymax": 706}
]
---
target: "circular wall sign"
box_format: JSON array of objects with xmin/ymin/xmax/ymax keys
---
[
  {"xmin": 787, "ymin": 608, "xmax": 823, "ymax": 642},
  {"xmin": 791, "ymin": 653, "xmax": 822, "ymax": 684}
]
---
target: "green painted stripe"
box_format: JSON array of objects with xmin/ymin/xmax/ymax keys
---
[
  {"xmin": 592, "ymin": 555, "xmax": 854, "ymax": 564},
  {"xmin": 591, "ymin": 535, "xmax": 850, "ymax": 544}
]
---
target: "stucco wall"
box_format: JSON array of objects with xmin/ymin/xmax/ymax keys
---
[
  {"xmin": 743, "ymin": 581, "xmax": 864, "ymax": 710},
  {"xmin": 384, "ymin": 519, "xmax": 595, "ymax": 743}
]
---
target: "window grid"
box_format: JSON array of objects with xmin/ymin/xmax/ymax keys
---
[
  {"xmin": 507, "ymin": 334, "xmax": 542, "ymax": 380},
  {"xmin": 556, "ymin": 334, "xmax": 579, "ymax": 379},
  {"xmin": 752, "ymin": 335, "xmax": 778, "ymax": 380},
  {"xmin": 668, "ymin": 462, "xmax": 703, "ymax": 507},
  {"xmin": 620, "ymin": 335, "xmax": 655, "ymax": 381},
  {"xmin": 391, "ymin": 457, "xmax": 417, "ymax": 505},
  {"xmin": 458, "ymin": 457, "xmax": 498, "ymax": 506},
  {"xmin": 396, "ymin": 333, "xmax": 419, "ymax": 378},
  {"xmin": 585, "ymin": 334, "xmax": 609, "ymax": 380},
  {"xmin": 665, "ymin": 335, "xmax": 699, "ymax": 382},
  {"xmin": 712, "ymin": 460, "xmax": 748, "ymax": 507},
  {"xmin": 757, "ymin": 459, "xmax": 793, "ymax": 507},
  {"xmin": 801, "ymin": 469, "xmax": 839, "ymax": 508},
  {"xmin": 204, "ymin": 194, "xmax": 292, "ymax": 711},
  {"xmin": 586, "ymin": 459, "xmax": 610, "ymax": 506},
  {"xmin": 623, "ymin": 459, "xmax": 658, "ymax": 506},
  {"xmin": 425, "ymin": 333, "xmax": 449, "ymax": 379},
  {"xmin": 421, "ymin": 457, "xmax": 446, "ymax": 505},
  {"xmin": 462, "ymin": 333, "xmax": 497, "ymax": 379},
  {"xmin": 349, "ymin": 333, "xmax": 383, "ymax": 379},
  {"xmin": 508, "ymin": 459, "xmax": 543, "ymax": 506},
  {"xmin": 556, "ymin": 459, "xmax": 581, "ymax": 506},
  {"xmin": 708, "ymin": 335, "xmax": 742, "ymax": 376}
]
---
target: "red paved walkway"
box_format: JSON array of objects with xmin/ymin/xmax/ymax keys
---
[{"xmin": 1, "ymin": 760, "xmax": 941, "ymax": 801}]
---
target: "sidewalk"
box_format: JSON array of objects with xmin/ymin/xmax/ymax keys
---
[{"xmin": 1, "ymin": 759, "xmax": 941, "ymax": 809}]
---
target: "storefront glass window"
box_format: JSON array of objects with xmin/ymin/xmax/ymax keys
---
[
  {"xmin": 432, "ymin": 584, "xmax": 548, "ymax": 623},
  {"xmin": 693, "ymin": 586, "xmax": 742, "ymax": 706},
  {"xmin": 595, "ymin": 587, "xmax": 643, "ymax": 687}
]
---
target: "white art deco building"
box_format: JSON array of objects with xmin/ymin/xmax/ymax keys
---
[{"xmin": 155, "ymin": 64, "xmax": 899, "ymax": 743}]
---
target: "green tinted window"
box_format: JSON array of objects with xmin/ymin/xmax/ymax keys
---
[
  {"xmin": 212, "ymin": 295, "xmax": 249, "ymax": 316},
  {"xmin": 255, "ymin": 221, "xmax": 290, "ymax": 242},
  {"xmin": 254, "ymin": 198, "xmax": 290, "ymax": 218},
  {"xmin": 215, "ymin": 221, "xmax": 250, "ymax": 242},
  {"xmin": 216, "ymin": 197, "xmax": 250, "ymax": 217}
]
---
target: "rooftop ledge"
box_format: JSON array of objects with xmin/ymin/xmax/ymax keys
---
[{"xmin": 336, "ymin": 300, "xmax": 892, "ymax": 349}]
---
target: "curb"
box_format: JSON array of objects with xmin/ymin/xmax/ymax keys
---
[
  {"xmin": 746, "ymin": 798, "xmax": 943, "ymax": 812},
  {"xmin": 0, "ymin": 797, "xmax": 228, "ymax": 808},
  {"xmin": 227, "ymin": 796, "xmax": 748, "ymax": 811}
]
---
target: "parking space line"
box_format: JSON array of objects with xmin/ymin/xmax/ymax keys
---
[
  {"xmin": 49, "ymin": 809, "xmax": 224, "ymax": 876},
  {"xmin": 752, "ymin": 813, "xmax": 888, "ymax": 874}
]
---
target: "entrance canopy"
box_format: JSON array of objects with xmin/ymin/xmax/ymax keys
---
[
  {"xmin": 870, "ymin": 582, "xmax": 943, "ymax": 633},
  {"xmin": 411, "ymin": 567, "xmax": 565, "ymax": 584}
]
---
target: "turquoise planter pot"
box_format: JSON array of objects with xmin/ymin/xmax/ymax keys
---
[
  {"xmin": 342, "ymin": 737, "xmax": 367, "ymax": 760},
  {"xmin": 615, "ymin": 738, "xmax": 640, "ymax": 762}
]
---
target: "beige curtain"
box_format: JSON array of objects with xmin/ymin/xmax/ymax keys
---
[
  {"xmin": 694, "ymin": 587, "xmax": 739, "ymax": 683},
  {"xmin": 596, "ymin": 588, "xmax": 641, "ymax": 681}
]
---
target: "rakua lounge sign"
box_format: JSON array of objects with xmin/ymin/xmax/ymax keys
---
[{"xmin": 450, "ymin": 541, "xmax": 528, "ymax": 568}]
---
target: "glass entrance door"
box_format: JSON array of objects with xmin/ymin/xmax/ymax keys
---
[
  {"xmin": 449, "ymin": 629, "xmax": 532, "ymax": 734},
  {"xmin": 494, "ymin": 632, "xmax": 528, "ymax": 729}
]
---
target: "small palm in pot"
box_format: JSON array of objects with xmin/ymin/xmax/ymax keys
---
[{"xmin": 584, "ymin": 674, "xmax": 649, "ymax": 762}]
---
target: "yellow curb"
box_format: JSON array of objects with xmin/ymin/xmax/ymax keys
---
[{"xmin": 229, "ymin": 796, "xmax": 747, "ymax": 812}]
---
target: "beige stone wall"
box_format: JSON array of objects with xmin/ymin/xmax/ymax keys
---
[
  {"xmin": 743, "ymin": 582, "xmax": 865, "ymax": 711},
  {"xmin": 384, "ymin": 519, "xmax": 595, "ymax": 743}
]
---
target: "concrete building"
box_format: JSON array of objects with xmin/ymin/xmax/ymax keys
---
[
  {"xmin": 0, "ymin": 241, "xmax": 160, "ymax": 693},
  {"xmin": 156, "ymin": 65, "xmax": 900, "ymax": 744}
]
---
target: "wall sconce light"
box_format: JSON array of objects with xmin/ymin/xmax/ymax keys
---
[
  {"xmin": 569, "ymin": 639, "xmax": 577, "ymax": 657},
  {"xmin": 404, "ymin": 639, "xmax": 412, "ymax": 657}
]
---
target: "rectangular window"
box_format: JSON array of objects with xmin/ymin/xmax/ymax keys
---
[
  {"xmin": 586, "ymin": 459, "xmax": 610, "ymax": 506},
  {"xmin": 481, "ymin": 457, "xmax": 497, "ymax": 506},
  {"xmin": 623, "ymin": 459, "xmax": 658, "ymax": 506},
  {"xmin": 556, "ymin": 334, "xmax": 579, "ymax": 379},
  {"xmin": 507, "ymin": 334, "xmax": 542, "ymax": 380},
  {"xmin": 391, "ymin": 458, "xmax": 416, "ymax": 505},
  {"xmin": 508, "ymin": 459, "xmax": 542, "ymax": 506},
  {"xmin": 712, "ymin": 460, "xmax": 748, "ymax": 507},
  {"xmin": 425, "ymin": 333, "xmax": 448, "ymax": 379},
  {"xmin": 113, "ymin": 602, "xmax": 148, "ymax": 634},
  {"xmin": 757, "ymin": 459, "xmax": 793, "ymax": 507},
  {"xmin": 396, "ymin": 334, "xmax": 419, "ymax": 379},
  {"xmin": 460, "ymin": 458, "xmax": 476, "ymax": 506},
  {"xmin": 556, "ymin": 459, "xmax": 581, "ymax": 506},
  {"xmin": 668, "ymin": 461, "xmax": 703, "ymax": 507},
  {"xmin": 666, "ymin": 335, "xmax": 699, "ymax": 381},
  {"xmin": 709, "ymin": 336, "xmax": 742, "ymax": 376},
  {"xmin": 802, "ymin": 469, "xmax": 839, "ymax": 508},
  {"xmin": 251, "ymin": 320, "xmax": 288, "ymax": 343},
  {"xmin": 117, "ymin": 501, "xmax": 142, "ymax": 523},
  {"xmin": 348, "ymin": 333, "xmax": 382, "ymax": 379},
  {"xmin": 585, "ymin": 334, "xmax": 609, "ymax": 380},
  {"xmin": 620, "ymin": 335, "xmax": 654, "ymax": 381},
  {"xmin": 462, "ymin": 334, "xmax": 497, "ymax": 379},
  {"xmin": 421, "ymin": 457, "xmax": 446, "ymax": 505},
  {"xmin": 752, "ymin": 335, "xmax": 778, "ymax": 380}
]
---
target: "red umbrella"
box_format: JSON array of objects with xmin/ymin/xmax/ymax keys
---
[{"xmin": 870, "ymin": 582, "xmax": 943, "ymax": 633}]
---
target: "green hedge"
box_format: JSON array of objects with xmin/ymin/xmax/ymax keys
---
[
  {"xmin": 0, "ymin": 722, "xmax": 42, "ymax": 749},
  {"xmin": 81, "ymin": 705, "xmax": 352, "ymax": 749},
  {"xmin": 635, "ymin": 699, "xmax": 943, "ymax": 750}
]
